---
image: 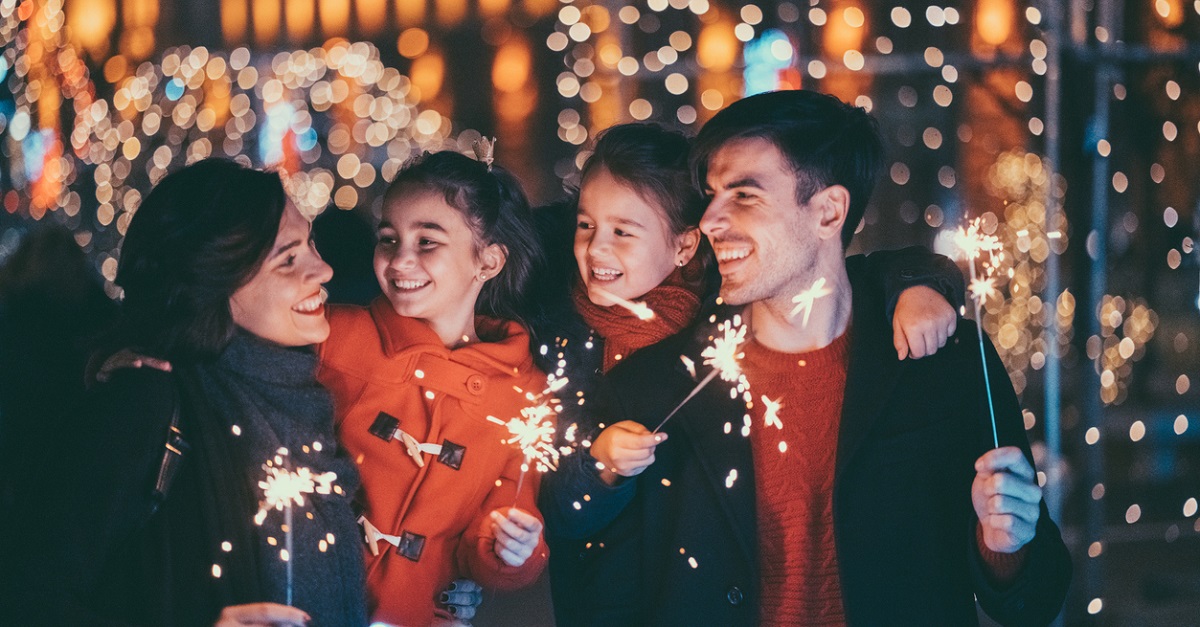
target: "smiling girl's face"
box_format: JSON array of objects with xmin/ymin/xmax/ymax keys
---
[
  {"xmin": 574, "ymin": 166, "xmax": 698, "ymax": 306},
  {"xmin": 229, "ymin": 203, "xmax": 333, "ymax": 347},
  {"xmin": 373, "ymin": 188, "xmax": 505, "ymax": 343}
]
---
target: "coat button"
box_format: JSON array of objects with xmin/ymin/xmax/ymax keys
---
[
  {"xmin": 466, "ymin": 374, "xmax": 486, "ymax": 395},
  {"xmin": 726, "ymin": 586, "xmax": 743, "ymax": 606}
]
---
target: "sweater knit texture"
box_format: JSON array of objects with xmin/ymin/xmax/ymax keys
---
[{"xmin": 743, "ymin": 331, "xmax": 851, "ymax": 627}]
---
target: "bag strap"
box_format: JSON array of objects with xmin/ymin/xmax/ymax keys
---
[{"xmin": 149, "ymin": 389, "xmax": 189, "ymax": 516}]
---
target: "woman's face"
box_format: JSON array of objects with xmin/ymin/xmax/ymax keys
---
[
  {"xmin": 574, "ymin": 167, "xmax": 697, "ymax": 306},
  {"xmin": 373, "ymin": 189, "xmax": 503, "ymax": 331},
  {"xmin": 230, "ymin": 203, "xmax": 333, "ymax": 347}
]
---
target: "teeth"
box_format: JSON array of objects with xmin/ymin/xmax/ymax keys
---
[
  {"xmin": 293, "ymin": 292, "xmax": 326, "ymax": 313},
  {"xmin": 591, "ymin": 268, "xmax": 621, "ymax": 277},
  {"xmin": 715, "ymin": 248, "xmax": 751, "ymax": 262},
  {"xmin": 391, "ymin": 279, "xmax": 430, "ymax": 290}
]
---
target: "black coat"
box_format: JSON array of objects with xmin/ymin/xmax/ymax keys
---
[{"xmin": 563, "ymin": 257, "xmax": 1071, "ymax": 626}]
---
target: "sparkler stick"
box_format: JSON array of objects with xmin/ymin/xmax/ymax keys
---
[
  {"xmin": 653, "ymin": 318, "xmax": 748, "ymax": 433},
  {"xmin": 255, "ymin": 448, "xmax": 337, "ymax": 606},
  {"xmin": 955, "ymin": 219, "xmax": 1005, "ymax": 449},
  {"xmin": 589, "ymin": 285, "xmax": 655, "ymax": 321}
]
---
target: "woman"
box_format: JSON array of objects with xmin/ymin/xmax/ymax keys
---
[{"xmin": 0, "ymin": 159, "xmax": 366, "ymax": 627}]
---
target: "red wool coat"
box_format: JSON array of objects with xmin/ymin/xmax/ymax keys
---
[{"xmin": 318, "ymin": 298, "xmax": 550, "ymax": 626}]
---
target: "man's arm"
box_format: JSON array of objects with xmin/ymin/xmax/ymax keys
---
[{"xmin": 968, "ymin": 331, "xmax": 1071, "ymax": 625}]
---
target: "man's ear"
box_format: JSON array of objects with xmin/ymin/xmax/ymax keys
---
[{"xmin": 811, "ymin": 185, "xmax": 850, "ymax": 243}]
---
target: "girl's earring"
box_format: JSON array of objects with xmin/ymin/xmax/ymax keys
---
[{"xmin": 676, "ymin": 259, "xmax": 686, "ymax": 267}]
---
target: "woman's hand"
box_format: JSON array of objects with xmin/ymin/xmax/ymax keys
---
[
  {"xmin": 438, "ymin": 578, "xmax": 483, "ymax": 620},
  {"xmin": 892, "ymin": 285, "xmax": 958, "ymax": 360},
  {"xmin": 214, "ymin": 603, "xmax": 309, "ymax": 626},
  {"xmin": 95, "ymin": 348, "xmax": 172, "ymax": 383},
  {"xmin": 489, "ymin": 507, "xmax": 543, "ymax": 568}
]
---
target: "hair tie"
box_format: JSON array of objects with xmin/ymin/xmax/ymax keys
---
[{"xmin": 472, "ymin": 137, "xmax": 496, "ymax": 172}]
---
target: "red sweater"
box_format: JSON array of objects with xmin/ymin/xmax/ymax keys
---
[{"xmin": 743, "ymin": 332, "xmax": 852, "ymax": 627}]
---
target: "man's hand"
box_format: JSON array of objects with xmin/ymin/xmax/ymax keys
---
[
  {"xmin": 590, "ymin": 420, "xmax": 667, "ymax": 485},
  {"xmin": 490, "ymin": 507, "xmax": 543, "ymax": 567},
  {"xmin": 893, "ymin": 285, "xmax": 957, "ymax": 360},
  {"xmin": 214, "ymin": 603, "xmax": 309, "ymax": 626},
  {"xmin": 973, "ymin": 447, "xmax": 1042, "ymax": 553}
]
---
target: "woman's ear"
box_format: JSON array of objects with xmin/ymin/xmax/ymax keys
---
[
  {"xmin": 675, "ymin": 227, "xmax": 702, "ymax": 266},
  {"xmin": 478, "ymin": 243, "xmax": 508, "ymax": 281}
]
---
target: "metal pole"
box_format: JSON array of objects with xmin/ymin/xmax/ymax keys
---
[
  {"xmin": 1040, "ymin": 0, "xmax": 1064, "ymax": 524},
  {"xmin": 1083, "ymin": 0, "xmax": 1120, "ymax": 611}
]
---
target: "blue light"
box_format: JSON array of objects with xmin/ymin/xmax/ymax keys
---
[
  {"xmin": 165, "ymin": 78, "xmax": 185, "ymax": 101},
  {"xmin": 0, "ymin": 58, "xmax": 8, "ymax": 84},
  {"xmin": 296, "ymin": 126, "xmax": 318, "ymax": 152},
  {"xmin": 258, "ymin": 102, "xmax": 297, "ymax": 166},
  {"xmin": 21, "ymin": 129, "xmax": 51, "ymax": 182},
  {"xmin": 743, "ymin": 29, "xmax": 794, "ymax": 97}
]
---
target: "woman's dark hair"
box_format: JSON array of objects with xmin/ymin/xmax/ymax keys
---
[
  {"xmin": 691, "ymin": 89, "xmax": 884, "ymax": 249},
  {"xmin": 580, "ymin": 123, "xmax": 704, "ymax": 236},
  {"xmin": 383, "ymin": 151, "xmax": 542, "ymax": 324},
  {"xmin": 113, "ymin": 158, "xmax": 287, "ymax": 360}
]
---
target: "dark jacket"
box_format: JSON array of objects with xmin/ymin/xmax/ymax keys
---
[
  {"xmin": 0, "ymin": 363, "xmax": 366, "ymax": 626},
  {"xmin": 556, "ymin": 257, "xmax": 1071, "ymax": 626}
]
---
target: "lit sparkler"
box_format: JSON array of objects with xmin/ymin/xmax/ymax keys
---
[
  {"xmin": 653, "ymin": 317, "xmax": 749, "ymax": 433},
  {"xmin": 487, "ymin": 378, "xmax": 570, "ymax": 505},
  {"xmin": 789, "ymin": 277, "xmax": 832, "ymax": 327},
  {"xmin": 761, "ymin": 396, "xmax": 784, "ymax": 430},
  {"xmin": 954, "ymin": 218, "xmax": 1006, "ymax": 449},
  {"xmin": 589, "ymin": 285, "xmax": 656, "ymax": 321},
  {"xmin": 255, "ymin": 447, "xmax": 337, "ymax": 606}
]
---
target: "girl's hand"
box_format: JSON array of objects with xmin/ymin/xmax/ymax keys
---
[
  {"xmin": 489, "ymin": 507, "xmax": 543, "ymax": 567},
  {"xmin": 214, "ymin": 603, "xmax": 310, "ymax": 626},
  {"xmin": 95, "ymin": 349, "xmax": 172, "ymax": 383},
  {"xmin": 590, "ymin": 420, "xmax": 666, "ymax": 485},
  {"xmin": 892, "ymin": 285, "xmax": 957, "ymax": 360}
]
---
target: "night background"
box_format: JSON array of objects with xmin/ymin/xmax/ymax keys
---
[{"xmin": 0, "ymin": 0, "xmax": 1197, "ymax": 624}]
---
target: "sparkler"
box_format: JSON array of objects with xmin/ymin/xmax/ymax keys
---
[
  {"xmin": 761, "ymin": 396, "xmax": 784, "ymax": 430},
  {"xmin": 487, "ymin": 377, "xmax": 570, "ymax": 505},
  {"xmin": 789, "ymin": 277, "xmax": 832, "ymax": 327},
  {"xmin": 653, "ymin": 317, "xmax": 749, "ymax": 433},
  {"xmin": 255, "ymin": 447, "xmax": 337, "ymax": 606},
  {"xmin": 589, "ymin": 285, "xmax": 656, "ymax": 321},
  {"xmin": 954, "ymin": 218, "xmax": 1006, "ymax": 449}
]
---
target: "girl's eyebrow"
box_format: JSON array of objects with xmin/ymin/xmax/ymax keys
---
[
  {"xmin": 614, "ymin": 217, "xmax": 645, "ymax": 228},
  {"xmin": 271, "ymin": 240, "xmax": 303, "ymax": 258}
]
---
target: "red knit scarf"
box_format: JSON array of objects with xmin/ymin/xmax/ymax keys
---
[{"xmin": 573, "ymin": 258, "xmax": 705, "ymax": 373}]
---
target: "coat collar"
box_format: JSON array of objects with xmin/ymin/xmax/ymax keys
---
[{"xmin": 367, "ymin": 296, "xmax": 535, "ymax": 377}]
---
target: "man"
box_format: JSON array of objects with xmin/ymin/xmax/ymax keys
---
[{"xmin": 579, "ymin": 90, "xmax": 1071, "ymax": 625}]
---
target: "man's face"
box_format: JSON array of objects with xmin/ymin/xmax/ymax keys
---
[{"xmin": 699, "ymin": 138, "xmax": 820, "ymax": 307}]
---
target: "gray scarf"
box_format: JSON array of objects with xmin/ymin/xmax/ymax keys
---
[{"xmin": 194, "ymin": 332, "xmax": 366, "ymax": 627}]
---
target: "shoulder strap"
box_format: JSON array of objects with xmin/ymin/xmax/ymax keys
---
[{"xmin": 149, "ymin": 385, "xmax": 189, "ymax": 516}]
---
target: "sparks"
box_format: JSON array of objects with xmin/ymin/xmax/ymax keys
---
[
  {"xmin": 255, "ymin": 461, "xmax": 337, "ymax": 526},
  {"xmin": 954, "ymin": 218, "xmax": 1004, "ymax": 263},
  {"xmin": 590, "ymin": 285, "xmax": 655, "ymax": 321},
  {"xmin": 969, "ymin": 276, "xmax": 1000, "ymax": 303},
  {"xmin": 701, "ymin": 319, "xmax": 748, "ymax": 383},
  {"xmin": 789, "ymin": 277, "xmax": 832, "ymax": 327},
  {"xmin": 761, "ymin": 396, "xmax": 784, "ymax": 430}
]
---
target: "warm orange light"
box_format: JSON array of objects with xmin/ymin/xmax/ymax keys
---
[
  {"xmin": 396, "ymin": 0, "xmax": 425, "ymax": 26},
  {"xmin": 523, "ymin": 0, "xmax": 557, "ymax": 18},
  {"xmin": 1156, "ymin": 0, "xmax": 1185, "ymax": 28},
  {"xmin": 397, "ymin": 28, "xmax": 430, "ymax": 59},
  {"xmin": 120, "ymin": 27, "xmax": 155, "ymax": 59},
  {"xmin": 357, "ymin": 0, "xmax": 387, "ymax": 36},
  {"xmin": 221, "ymin": 0, "xmax": 248, "ymax": 43},
  {"xmin": 493, "ymin": 38, "xmax": 531, "ymax": 93},
  {"xmin": 697, "ymin": 20, "xmax": 738, "ymax": 71},
  {"xmin": 976, "ymin": 0, "xmax": 1015, "ymax": 47},
  {"xmin": 410, "ymin": 51, "xmax": 445, "ymax": 101},
  {"xmin": 435, "ymin": 0, "xmax": 467, "ymax": 26},
  {"xmin": 823, "ymin": 1, "xmax": 866, "ymax": 58},
  {"xmin": 479, "ymin": 0, "xmax": 511, "ymax": 18},
  {"xmin": 582, "ymin": 5, "xmax": 611, "ymax": 33},
  {"xmin": 124, "ymin": 0, "xmax": 159, "ymax": 29},
  {"xmin": 103, "ymin": 55, "xmax": 128, "ymax": 83},
  {"xmin": 253, "ymin": 0, "xmax": 281, "ymax": 46},
  {"xmin": 285, "ymin": 0, "xmax": 314, "ymax": 41},
  {"xmin": 67, "ymin": 0, "xmax": 116, "ymax": 57},
  {"xmin": 319, "ymin": 0, "xmax": 350, "ymax": 37}
]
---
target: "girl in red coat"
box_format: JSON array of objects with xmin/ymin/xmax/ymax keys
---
[{"xmin": 316, "ymin": 150, "xmax": 549, "ymax": 626}]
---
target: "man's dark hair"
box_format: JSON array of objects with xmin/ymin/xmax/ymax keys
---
[
  {"xmin": 690, "ymin": 89, "xmax": 884, "ymax": 248},
  {"xmin": 581, "ymin": 123, "xmax": 705, "ymax": 236},
  {"xmin": 384, "ymin": 151, "xmax": 543, "ymax": 325},
  {"xmin": 114, "ymin": 158, "xmax": 288, "ymax": 360}
]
